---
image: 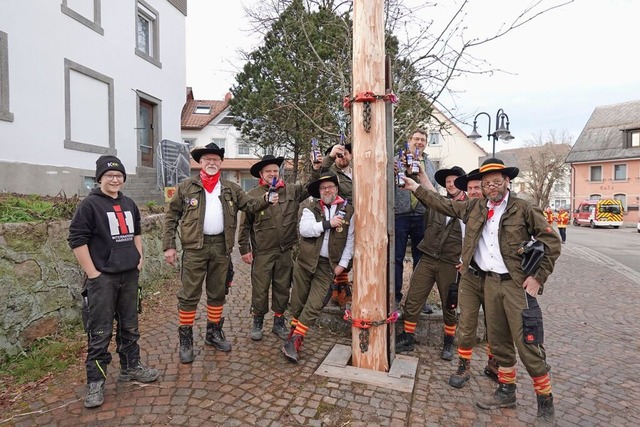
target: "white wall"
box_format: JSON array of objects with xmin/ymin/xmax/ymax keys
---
[{"xmin": 0, "ymin": 0, "xmax": 185, "ymax": 177}]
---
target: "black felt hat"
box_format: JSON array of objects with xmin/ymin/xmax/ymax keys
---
[
  {"xmin": 454, "ymin": 168, "xmax": 480, "ymax": 191},
  {"xmin": 250, "ymin": 154, "xmax": 284, "ymax": 178},
  {"xmin": 308, "ymin": 172, "xmax": 339, "ymax": 198},
  {"xmin": 434, "ymin": 166, "xmax": 466, "ymax": 187},
  {"xmin": 324, "ymin": 144, "xmax": 352, "ymax": 156},
  {"xmin": 191, "ymin": 142, "xmax": 225, "ymax": 162}
]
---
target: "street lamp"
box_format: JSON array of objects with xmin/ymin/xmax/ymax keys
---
[{"xmin": 467, "ymin": 108, "xmax": 515, "ymax": 157}]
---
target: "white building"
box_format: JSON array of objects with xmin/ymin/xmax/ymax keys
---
[{"xmin": 0, "ymin": 0, "xmax": 187, "ymax": 201}]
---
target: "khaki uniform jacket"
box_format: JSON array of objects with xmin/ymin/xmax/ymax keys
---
[
  {"xmin": 413, "ymin": 186, "xmax": 561, "ymax": 294},
  {"xmin": 238, "ymin": 183, "xmax": 308, "ymax": 255},
  {"xmin": 163, "ymin": 177, "xmax": 269, "ymax": 255},
  {"xmin": 320, "ymin": 156, "xmax": 353, "ymax": 201},
  {"xmin": 417, "ymin": 205, "xmax": 463, "ymax": 266},
  {"xmin": 296, "ymin": 201, "xmax": 355, "ymax": 273}
]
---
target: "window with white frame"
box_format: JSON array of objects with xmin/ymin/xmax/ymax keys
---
[
  {"xmin": 614, "ymin": 164, "xmax": 627, "ymax": 181},
  {"xmin": 0, "ymin": 30, "xmax": 13, "ymax": 122},
  {"xmin": 238, "ymin": 142, "xmax": 251, "ymax": 155},
  {"xmin": 589, "ymin": 194, "xmax": 601, "ymax": 200},
  {"xmin": 589, "ymin": 165, "xmax": 602, "ymax": 181},
  {"xmin": 625, "ymin": 129, "xmax": 640, "ymax": 148},
  {"xmin": 194, "ymin": 106, "xmax": 210, "ymax": 114},
  {"xmin": 183, "ymin": 138, "xmax": 196, "ymax": 149},
  {"xmin": 212, "ymin": 138, "xmax": 225, "ymax": 149},
  {"xmin": 614, "ymin": 194, "xmax": 626, "ymax": 211},
  {"xmin": 135, "ymin": 0, "xmax": 161, "ymax": 68},
  {"xmin": 61, "ymin": 0, "xmax": 103, "ymax": 35},
  {"xmin": 428, "ymin": 131, "xmax": 441, "ymax": 146}
]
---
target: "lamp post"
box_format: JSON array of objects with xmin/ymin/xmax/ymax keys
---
[{"xmin": 467, "ymin": 108, "xmax": 515, "ymax": 157}]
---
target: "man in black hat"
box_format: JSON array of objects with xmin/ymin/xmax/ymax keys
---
[
  {"xmin": 163, "ymin": 143, "xmax": 276, "ymax": 364},
  {"xmin": 238, "ymin": 154, "xmax": 319, "ymax": 341},
  {"xmin": 68, "ymin": 155, "xmax": 159, "ymax": 408},
  {"xmin": 282, "ymin": 171, "xmax": 355, "ymax": 363},
  {"xmin": 402, "ymin": 158, "xmax": 561, "ymax": 425},
  {"xmin": 448, "ymin": 168, "xmax": 499, "ymax": 388},
  {"xmin": 396, "ymin": 165, "xmax": 467, "ymax": 362}
]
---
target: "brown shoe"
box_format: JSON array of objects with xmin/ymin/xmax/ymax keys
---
[
  {"xmin": 476, "ymin": 383, "xmax": 517, "ymax": 410},
  {"xmin": 535, "ymin": 394, "xmax": 556, "ymax": 426},
  {"xmin": 448, "ymin": 358, "xmax": 471, "ymax": 388},
  {"xmin": 484, "ymin": 357, "xmax": 499, "ymax": 382}
]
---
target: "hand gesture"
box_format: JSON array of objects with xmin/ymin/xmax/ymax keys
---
[{"xmin": 330, "ymin": 214, "xmax": 344, "ymax": 229}]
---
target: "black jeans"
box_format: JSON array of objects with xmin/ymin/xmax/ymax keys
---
[
  {"xmin": 85, "ymin": 270, "xmax": 140, "ymax": 382},
  {"xmin": 394, "ymin": 214, "xmax": 425, "ymax": 301}
]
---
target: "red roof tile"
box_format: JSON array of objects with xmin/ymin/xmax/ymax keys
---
[{"xmin": 181, "ymin": 99, "xmax": 229, "ymax": 130}]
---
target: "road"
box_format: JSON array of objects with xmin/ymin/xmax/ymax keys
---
[{"xmin": 562, "ymin": 223, "xmax": 640, "ymax": 275}]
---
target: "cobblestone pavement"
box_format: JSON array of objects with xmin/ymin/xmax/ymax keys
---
[{"xmin": 3, "ymin": 241, "xmax": 640, "ymax": 426}]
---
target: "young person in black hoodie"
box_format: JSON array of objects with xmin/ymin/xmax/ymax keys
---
[{"xmin": 68, "ymin": 155, "xmax": 159, "ymax": 409}]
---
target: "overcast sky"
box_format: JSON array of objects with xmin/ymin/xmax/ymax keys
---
[{"xmin": 185, "ymin": 0, "xmax": 640, "ymax": 154}]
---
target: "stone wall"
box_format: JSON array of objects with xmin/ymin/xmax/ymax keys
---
[{"xmin": 0, "ymin": 214, "xmax": 173, "ymax": 361}]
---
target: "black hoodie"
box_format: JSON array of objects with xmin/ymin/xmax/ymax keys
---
[{"xmin": 68, "ymin": 188, "xmax": 142, "ymax": 273}]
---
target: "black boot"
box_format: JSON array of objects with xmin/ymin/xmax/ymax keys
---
[
  {"xmin": 535, "ymin": 394, "xmax": 556, "ymax": 426},
  {"xmin": 205, "ymin": 318, "xmax": 232, "ymax": 352},
  {"xmin": 395, "ymin": 331, "xmax": 415, "ymax": 353},
  {"xmin": 272, "ymin": 316, "xmax": 290, "ymax": 340},
  {"xmin": 250, "ymin": 316, "xmax": 264, "ymax": 341},
  {"xmin": 441, "ymin": 334, "xmax": 455, "ymax": 361},
  {"xmin": 448, "ymin": 358, "xmax": 471, "ymax": 388},
  {"xmin": 178, "ymin": 325, "xmax": 195, "ymax": 364},
  {"xmin": 282, "ymin": 333, "xmax": 304, "ymax": 363},
  {"xmin": 476, "ymin": 383, "xmax": 517, "ymax": 409}
]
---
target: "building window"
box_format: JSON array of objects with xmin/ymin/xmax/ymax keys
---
[
  {"xmin": 219, "ymin": 115, "xmax": 235, "ymax": 125},
  {"xmin": 61, "ymin": 0, "xmax": 103, "ymax": 35},
  {"xmin": 428, "ymin": 131, "xmax": 441, "ymax": 146},
  {"xmin": 241, "ymin": 176, "xmax": 257, "ymax": 191},
  {"xmin": 64, "ymin": 59, "xmax": 114, "ymax": 154},
  {"xmin": 614, "ymin": 194, "xmax": 626, "ymax": 211},
  {"xmin": 183, "ymin": 138, "xmax": 196, "ymax": 149},
  {"xmin": 238, "ymin": 142, "xmax": 251, "ymax": 155},
  {"xmin": 625, "ymin": 129, "xmax": 640, "ymax": 148},
  {"xmin": 614, "ymin": 164, "xmax": 627, "ymax": 181},
  {"xmin": 589, "ymin": 194, "xmax": 601, "ymax": 200},
  {"xmin": 212, "ymin": 138, "xmax": 225, "ymax": 149},
  {"xmin": 194, "ymin": 106, "xmax": 210, "ymax": 114},
  {"xmin": 589, "ymin": 165, "xmax": 602, "ymax": 182},
  {"xmin": 0, "ymin": 30, "xmax": 12, "ymax": 122},
  {"xmin": 135, "ymin": 0, "xmax": 161, "ymax": 68}
]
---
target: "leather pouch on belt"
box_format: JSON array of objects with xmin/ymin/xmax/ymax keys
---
[
  {"xmin": 522, "ymin": 294, "xmax": 544, "ymax": 344},
  {"xmin": 446, "ymin": 272, "xmax": 460, "ymax": 310}
]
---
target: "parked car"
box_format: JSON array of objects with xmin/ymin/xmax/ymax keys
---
[{"xmin": 573, "ymin": 199, "xmax": 624, "ymax": 229}]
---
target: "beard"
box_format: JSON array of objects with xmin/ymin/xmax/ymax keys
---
[{"xmin": 321, "ymin": 194, "xmax": 336, "ymax": 205}]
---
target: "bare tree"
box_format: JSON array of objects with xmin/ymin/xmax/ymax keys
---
[{"xmin": 515, "ymin": 130, "xmax": 573, "ymax": 208}]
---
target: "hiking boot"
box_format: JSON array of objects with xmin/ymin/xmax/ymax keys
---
[
  {"xmin": 476, "ymin": 383, "xmax": 517, "ymax": 409},
  {"xmin": 205, "ymin": 318, "xmax": 232, "ymax": 352},
  {"xmin": 84, "ymin": 380, "xmax": 105, "ymax": 408},
  {"xmin": 272, "ymin": 316, "xmax": 290, "ymax": 340},
  {"xmin": 282, "ymin": 333, "xmax": 304, "ymax": 363},
  {"xmin": 178, "ymin": 325, "xmax": 195, "ymax": 364},
  {"xmin": 448, "ymin": 358, "xmax": 471, "ymax": 388},
  {"xmin": 441, "ymin": 334, "xmax": 455, "ymax": 361},
  {"xmin": 118, "ymin": 361, "xmax": 159, "ymax": 383},
  {"xmin": 535, "ymin": 394, "xmax": 556, "ymax": 426},
  {"xmin": 250, "ymin": 316, "xmax": 264, "ymax": 341},
  {"xmin": 395, "ymin": 331, "xmax": 415, "ymax": 353},
  {"xmin": 484, "ymin": 357, "xmax": 499, "ymax": 382}
]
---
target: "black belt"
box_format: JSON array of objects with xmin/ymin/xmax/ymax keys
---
[{"xmin": 469, "ymin": 261, "xmax": 512, "ymax": 281}]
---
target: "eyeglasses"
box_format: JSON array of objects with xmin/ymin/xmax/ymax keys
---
[
  {"xmin": 481, "ymin": 179, "xmax": 505, "ymax": 188},
  {"xmin": 411, "ymin": 136, "xmax": 427, "ymax": 142},
  {"xmin": 103, "ymin": 173, "xmax": 124, "ymax": 181},
  {"xmin": 200, "ymin": 157, "xmax": 222, "ymax": 163},
  {"xmin": 319, "ymin": 185, "xmax": 337, "ymax": 192}
]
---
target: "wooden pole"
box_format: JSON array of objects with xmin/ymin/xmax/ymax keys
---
[{"xmin": 351, "ymin": 0, "xmax": 387, "ymax": 371}]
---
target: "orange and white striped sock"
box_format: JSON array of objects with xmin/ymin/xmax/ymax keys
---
[
  {"xmin": 179, "ymin": 310, "xmax": 196, "ymax": 326},
  {"xmin": 403, "ymin": 320, "xmax": 417, "ymax": 334},
  {"xmin": 207, "ymin": 304, "xmax": 223, "ymax": 324},
  {"xmin": 498, "ymin": 365, "xmax": 517, "ymax": 384},
  {"xmin": 293, "ymin": 321, "xmax": 309, "ymax": 337},
  {"xmin": 532, "ymin": 373, "xmax": 552, "ymax": 395},
  {"xmin": 290, "ymin": 318, "xmax": 299, "ymax": 328},
  {"xmin": 458, "ymin": 347, "xmax": 473, "ymax": 360},
  {"xmin": 444, "ymin": 324, "xmax": 456, "ymax": 337}
]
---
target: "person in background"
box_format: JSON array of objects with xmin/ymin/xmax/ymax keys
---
[
  {"xmin": 556, "ymin": 207, "xmax": 569, "ymax": 243},
  {"xmin": 163, "ymin": 143, "xmax": 274, "ymax": 364},
  {"xmin": 395, "ymin": 166, "xmax": 467, "ymax": 361},
  {"xmin": 402, "ymin": 158, "xmax": 561, "ymax": 426},
  {"xmin": 68, "ymin": 155, "xmax": 159, "ymax": 409},
  {"xmin": 544, "ymin": 207, "xmax": 554, "ymax": 227},
  {"xmin": 448, "ymin": 169, "xmax": 499, "ymax": 388},
  {"xmin": 238, "ymin": 154, "xmax": 317, "ymax": 341},
  {"xmin": 282, "ymin": 172, "xmax": 355, "ymax": 363}
]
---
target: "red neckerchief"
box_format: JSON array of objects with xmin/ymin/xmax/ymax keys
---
[
  {"xmin": 487, "ymin": 196, "xmax": 505, "ymax": 220},
  {"xmin": 200, "ymin": 169, "xmax": 221, "ymax": 193},
  {"xmin": 320, "ymin": 196, "xmax": 345, "ymax": 211},
  {"xmin": 258, "ymin": 178, "xmax": 286, "ymax": 189}
]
